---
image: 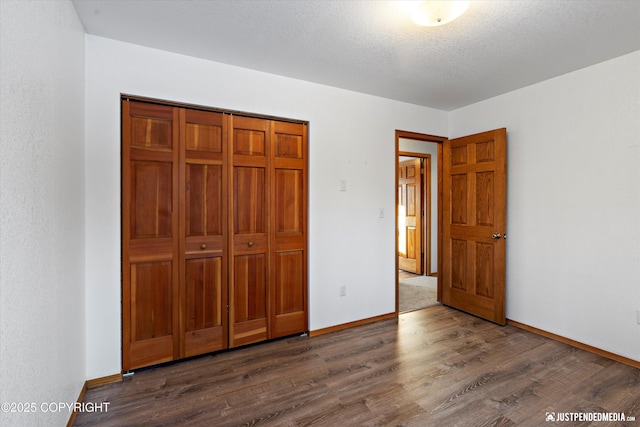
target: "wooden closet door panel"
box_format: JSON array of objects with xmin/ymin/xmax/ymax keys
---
[
  {"xmin": 130, "ymin": 161, "xmax": 173, "ymax": 239},
  {"xmin": 185, "ymin": 164, "xmax": 223, "ymax": 237},
  {"xmin": 271, "ymin": 122, "xmax": 308, "ymax": 337},
  {"xmin": 229, "ymin": 116, "xmax": 270, "ymax": 348},
  {"xmin": 234, "ymin": 167, "xmax": 266, "ymax": 233},
  {"xmin": 127, "ymin": 262, "xmax": 175, "ymax": 368},
  {"xmin": 122, "ymin": 101, "xmax": 180, "ymax": 370},
  {"xmin": 231, "ymin": 254, "xmax": 267, "ymax": 346},
  {"xmin": 183, "ymin": 257, "xmax": 225, "ymax": 356},
  {"xmin": 181, "ymin": 109, "xmax": 228, "ymax": 357},
  {"xmin": 272, "ymin": 251, "xmax": 305, "ymax": 336}
]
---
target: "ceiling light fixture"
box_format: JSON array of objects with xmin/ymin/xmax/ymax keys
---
[{"xmin": 412, "ymin": 0, "xmax": 470, "ymax": 27}]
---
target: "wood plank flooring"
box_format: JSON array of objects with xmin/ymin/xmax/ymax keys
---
[{"xmin": 74, "ymin": 305, "xmax": 639, "ymax": 426}]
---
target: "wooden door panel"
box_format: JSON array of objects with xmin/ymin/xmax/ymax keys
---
[
  {"xmin": 442, "ymin": 128, "xmax": 507, "ymax": 325},
  {"xmin": 186, "ymin": 164, "xmax": 223, "ymax": 236},
  {"xmin": 406, "ymin": 183, "xmax": 417, "ymax": 216},
  {"xmin": 274, "ymin": 169, "xmax": 303, "ymax": 233},
  {"xmin": 129, "ymin": 104, "xmax": 173, "ymax": 150},
  {"xmin": 126, "ymin": 259, "xmax": 177, "ymax": 368},
  {"xmin": 451, "ymin": 174, "xmax": 468, "ymax": 225},
  {"xmin": 128, "ymin": 336, "xmax": 174, "ymax": 368},
  {"xmin": 476, "ymin": 139, "xmax": 495, "ymax": 163},
  {"xmin": 184, "ymin": 258, "xmax": 223, "ymax": 331},
  {"xmin": 231, "ymin": 254, "xmax": 268, "ymax": 346},
  {"xmin": 234, "ymin": 129, "xmax": 266, "ymax": 156},
  {"xmin": 229, "ymin": 116, "xmax": 270, "ymax": 348},
  {"xmin": 130, "ymin": 262, "xmax": 173, "ymax": 340},
  {"xmin": 271, "ymin": 122, "xmax": 307, "ymax": 337},
  {"xmin": 234, "ymin": 167, "xmax": 266, "ymax": 234},
  {"xmin": 122, "ymin": 100, "xmax": 179, "ymax": 370},
  {"xmin": 185, "ymin": 123, "xmax": 222, "ymax": 153},
  {"xmin": 275, "ymin": 133, "xmax": 303, "ymax": 159},
  {"xmin": 273, "ymin": 251, "xmax": 305, "ymax": 337},
  {"xmin": 451, "ymin": 239, "xmax": 467, "ymax": 291},
  {"xmin": 183, "ymin": 257, "xmax": 225, "ymax": 356},
  {"xmin": 233, "ymin": 254, "xmax": 267, "ymax": 321},
  {"xmin": 130, "ymin": 161, "xmax": 173, "ymax": 239},
  {"xmin": 451, "ymin": 145, "xmax": 468, "ymax": 165},
  {"xmin": 476, "ymin": 171, "xmax": 494, "ymax": 226},
  {"xmin": 232, "ymin": 319, "xmax": 268, "ymax": 347},
  {"xmin": 398, "ymin": 159, "xmax": 422, "ymax": 274},
  {"xmin": 274, "ymin": 252, "xmax": 304, "ymax": 314},
  {"xmin": 181, "ymin": 109, "xmax": 228, "ymax": 358},
  {"xmin": 475, "ymin": 242, "xmax": 495, "ymax": 298},
  {"xmin": 406, "ymin": 228, "xmax": 417, "ymax": 259}
]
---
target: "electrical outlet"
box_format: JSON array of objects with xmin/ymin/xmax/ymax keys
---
[{"xmin": 339, "ymin": 285, "xmax": 347, "ymax": 297}]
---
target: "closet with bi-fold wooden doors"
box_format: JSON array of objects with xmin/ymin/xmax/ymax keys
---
[{"xmin": 121, "ymin": 98, "xmax": 308, "ymax": 371}]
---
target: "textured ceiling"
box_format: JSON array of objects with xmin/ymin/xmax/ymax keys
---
[{"xmin": 71, "ymin": 0, "xmax": 640, "ymax": 111}]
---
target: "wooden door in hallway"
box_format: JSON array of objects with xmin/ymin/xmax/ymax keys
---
[
  {"xmin": 398, "ymin": 158, "xmax": 423, "ymax": 274},
  {"xmin": 441, "ymin": 128, "xmax": 507, "ymax": 325}
]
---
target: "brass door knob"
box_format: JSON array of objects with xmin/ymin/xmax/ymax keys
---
[
  {"xmin": 200, "ymin": 244, "xmax": 207, "ymax": 250},
  {"xmin": 491, "ymin": 233, "xmax": 501, "ymax": 240}
]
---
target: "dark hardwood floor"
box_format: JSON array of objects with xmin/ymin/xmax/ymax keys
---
[{"xmin": 74, "ymin": 305, "xmax": 639, "ymax": 426}]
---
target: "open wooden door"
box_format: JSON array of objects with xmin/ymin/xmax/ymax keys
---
[
  {"xmin": 398, "ymin": 158, "xmax": 423, "ymax": 274},
  {"xmin": 441, "ymin": 128, "xmax": 507, "ymax": 325}
]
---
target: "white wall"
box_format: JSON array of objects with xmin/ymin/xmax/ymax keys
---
[
  {"xmin": 0, "ymin": 1, "xmax": 86, "ymax": 425},
  {"xmin": 85, "ymin": 36, "xmax": 448, "ymax": 378},
  {"xmin": 449, "ymin": 51, "xmax": 640, "ymax": 361}
]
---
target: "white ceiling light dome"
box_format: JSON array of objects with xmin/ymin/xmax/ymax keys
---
[{"xmin": 412, "ymin": 0, "xmax": 470, "ymax": 27}]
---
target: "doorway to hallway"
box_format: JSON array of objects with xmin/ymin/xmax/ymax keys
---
[{"xmin": 395, "ymin": 130, "xmax": 444, "ymax": 313}]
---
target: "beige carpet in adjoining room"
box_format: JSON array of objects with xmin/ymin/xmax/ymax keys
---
[{"xmin": 399, "ymin": 275, "xmax": 439, "ymax": 313}]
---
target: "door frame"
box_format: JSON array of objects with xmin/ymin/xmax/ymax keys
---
[{"xmin": 395, "ymin": 130, "xmax": 446, "ymax": 314}]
